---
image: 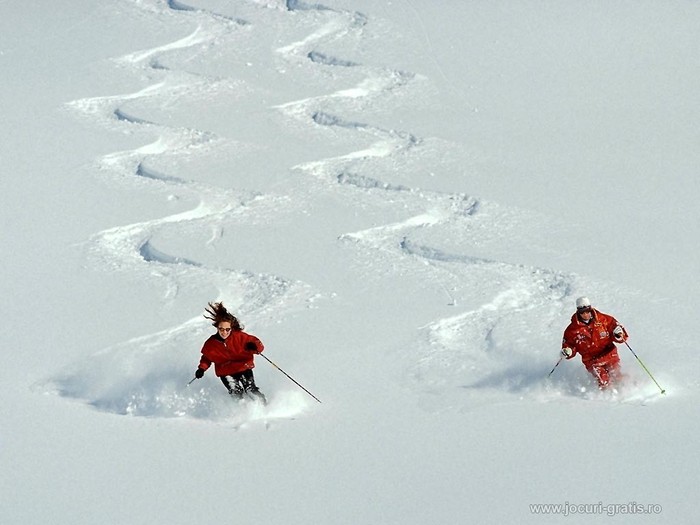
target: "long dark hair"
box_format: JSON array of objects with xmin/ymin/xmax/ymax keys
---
[{"xmin": 204, "ymin": 302, "xmax": 242, "ymax": 331}]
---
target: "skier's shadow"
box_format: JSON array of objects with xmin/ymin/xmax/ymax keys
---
[{"xmin": 461, "ymin": 362, "xmax": 584, "ymax": 395}]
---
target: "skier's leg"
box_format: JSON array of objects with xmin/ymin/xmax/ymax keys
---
[
  {"xmin": 240, "ymin": 369, "xmax": 267, "ymax": 405},
  {"xmin": 606, "ymin": 350, "xmax": 622, "ymax": 384},
  {"xmin": 596, "ymin": 349, "xmax": 622, "ymax": 389},
  {"xmin": 587, "ymin": 362, "xmax": 610, "ymax": 389},
  {"xmin": 220, "ymin": 375, "xmax": 245, "ymax": 400}
]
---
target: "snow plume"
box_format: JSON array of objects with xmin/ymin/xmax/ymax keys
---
[{"xmin": 44, "ymin": 268, "xmax": 314, "ymax": 420}]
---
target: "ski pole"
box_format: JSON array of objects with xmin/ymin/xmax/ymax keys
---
[
  {"xmin": 547, "ymin": 356, "xmax": 563, "ymax": 378},
  {"xmin": 187, "ymin": 376, "xmax": 197, "ymax": 386},
  {"xmin": 624, "ymin": 341, "xmax": 666, "ymax": 394},
  {"xmin": 261, "ymin": 354, "xmax": 322, "ymax": 403}
]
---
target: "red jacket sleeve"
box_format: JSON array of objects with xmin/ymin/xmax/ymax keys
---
[
  {"xmin": 562, "ymin": 327, "xmax": 578, "ymax": 359},
  {"xmin": 599, "ymin": 312, "xmax": 628, "ymax": 343},
  {"xmin": 198, "ymin": 354, "xmax": 212, "ymax": 371},
  {"xmin": 243, "ymin": 332, "xmax": 264, "ymax": 354},
  {"xmin": 199, "ymin": 336, "xmax": 225, "ymax": 369}
]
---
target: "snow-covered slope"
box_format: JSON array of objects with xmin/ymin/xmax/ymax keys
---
[{"xmin": 3, "ymin": 1, "xmax": 699, "ymax": 524}]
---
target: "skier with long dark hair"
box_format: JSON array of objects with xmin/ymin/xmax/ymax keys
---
[{"xmin": 193, "ymin": 302, "xmax": 267, "ymax": 404}]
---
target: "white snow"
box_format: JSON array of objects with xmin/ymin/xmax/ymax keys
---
[{"xmin": 2, "ymin": 1, "xmax": 699, "ymax": 524}]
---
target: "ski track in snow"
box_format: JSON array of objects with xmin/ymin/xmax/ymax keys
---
[
  {"xmin": 50, "ymin": 0, "xmax": 320, "ymax": 422},
  {"xmin": 48, "ymin": 0, "xmax": 618, "ymax": 421}
]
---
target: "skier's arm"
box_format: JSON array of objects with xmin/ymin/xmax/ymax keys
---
[
  {"xmin": 243, "ymin": 333, "xmax": 264, "ymax": 353},
  {"xmin": 198, "ymin": 355, "xmax": 212, "ymax": 371},
  {"xmin": 561, "ymin": 334, "xmax": 577, "ymax": 359},
  {"xmin": 605, "ymin": 314, "xmax": 628, "ymax": 343},
  {"xmin": 612, "ymin": 324, "xmax": 627, "ymax": 343}
]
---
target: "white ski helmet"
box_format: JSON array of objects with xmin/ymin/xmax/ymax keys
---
[{"xmin": 576, "ymin": 296, "xmax": 592, "ymax": 311}]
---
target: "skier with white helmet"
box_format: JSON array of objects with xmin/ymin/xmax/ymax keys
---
[{"xmin": 561, "ymin": 297, "xmax": 628, "ymax": 389}]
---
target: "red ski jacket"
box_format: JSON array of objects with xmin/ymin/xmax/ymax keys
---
[
  {"xmin": 198, "ymin": 330, "xmax": 264, "ymax": 377},
  {"xmin": 562, "ymin": 309, "xmax": 627, "ymax": 367}
]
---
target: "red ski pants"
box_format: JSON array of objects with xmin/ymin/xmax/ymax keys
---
[{"xmin": 584, "ymin": 347, "xmax": 621, "ymax": 389}]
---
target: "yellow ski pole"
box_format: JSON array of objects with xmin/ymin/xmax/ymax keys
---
[{"xmin": 624, "ymin": 342, "xmax": 666, "ymax": 394}]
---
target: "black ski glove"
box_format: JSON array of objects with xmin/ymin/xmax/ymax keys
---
[
  {"xmin": 244, "ymin": 341, "xmax": 257, "ymax": 352},
  {"xmin": 195, "ymin": 368, "xmax": 205, "ymax": 379}
]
